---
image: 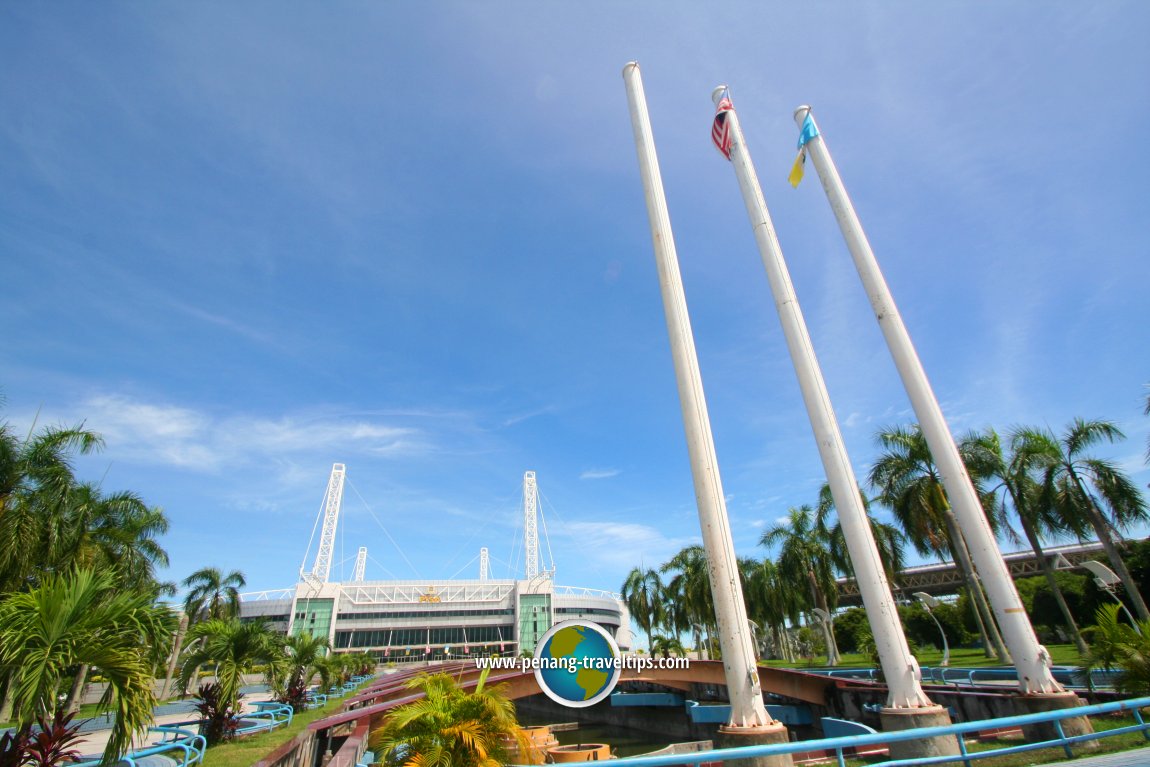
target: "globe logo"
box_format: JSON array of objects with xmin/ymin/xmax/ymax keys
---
[{"xmin": 534, "ymin": 620, "xmax": 621, "ymax": 708}]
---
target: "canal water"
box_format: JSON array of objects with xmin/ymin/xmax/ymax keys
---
[{"xmin": 517, "ymin": 715, "xmax": 686, "ymax": 757}]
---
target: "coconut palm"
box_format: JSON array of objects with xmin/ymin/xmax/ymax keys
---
[
  {"xmin": 182, "ymin": 567, "xmax": 247, "ymax": 623},
  {"xmin": 814, "ymin": 483, "xmax": 907, "ymax": 583},
  {"xmin": 660, "ymin": 546, "xmax": 715, "ymax": 659},
  {"xmin": 1040, "ymin": 418, "xmax": 1150, "ymax": 621},
  {"xmin": 761, "ymin": 505, "xmax": 841, "ymax": 665},
  {"xmin": 620, "ymin": 567, "xmax": 663, "ymax": 653},
  {"xmin": 970, "ymin": 427, "xmax": 1090, "ymax": 655},
  {"xmin": 741, "ymin": 558, "xmax": 799, "ymax": 662},
  {"xmin": 0, "ymin": 419, "xmax": 102, "ymax": 593},
  {"xmin": 0, "ymin": 568, "xmax": 174, "ymax": 764},
  {"xmin": 1144, "ymin": 385, "xmax": 1150, "ymax": 464},
  {"xmin": 53, "ymin": 483, "xmax": 173, "ymax": 711},
  {"xmin": 176, "ymin": 618, "xmax": 282, "ymax": 712},
  {"xmin": 370, "ymin": 669, "xmax": 525, "ymax": 767},
  {"xmin": 869, "ymin": 424, "xmax": 1010, "ymax": 660},
  {"xmin": 61, "ymin": 484, "xmax": 170, "ymax": 588}
]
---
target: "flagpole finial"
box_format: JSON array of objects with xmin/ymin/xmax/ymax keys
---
[
  {"xmin": 711, "ymin": 85, "xmax": 729, "ymax": 106},
  {"xmin": 623, "ymin": 61, "xmax": 640, "ymax": 75},
  {"xmin": 794, "ymin": 105, "xmax": 812, "ymax": 126}
]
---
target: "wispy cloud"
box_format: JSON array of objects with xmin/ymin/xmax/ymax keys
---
[
  {"xmin": 580, "ymin": 468, "xmax": 620, "ymax": 480},
  {"xmin": 76, "ymin": 394, "xmax": 424, "ymax": 472},
  {"xmin": 501, "ymin": 406, "xmax": 558, "ymax": 428},
  {"xmin": 550, "ymin": 520, "xmax": 697, "ymax": 576},
  {"xmin": 168, "ymin": 300, "xmax": 283, "ymax": 348}
]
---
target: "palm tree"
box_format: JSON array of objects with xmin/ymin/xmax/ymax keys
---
[
  {"xmin": 181, "ymin": 567, "xmax": 247, "ymax": 623},
  {"xmin": 1081, "ymin": 603, "xmax": 1150, "ymax": 695},
  {"xmin": 761, "ymin": 505, "xmax": 841, "ymax": 665},
  {"xmin": 0, "ymin": 418, "xmax": 102, "ymax": 593},
  {"xmin": 649, "ymin": 635, "xmax": 686, "ymax": 659},
  {"xmin": 0, "ymin": 568, "xmax": 175, "ymax": 764},
  {"xmin": 170, "ymin": 568, "xmax": 246, "ymax": 704},
  {"xmin": 869, "ymin": 424, "xmax": 1010, "ymax": 661},
  {"xmin": 314, "ymin": 653, "xmax": 345, "ymax": 694},
  {"xmin": 62, "ymin": 484, "xmax": 170, "ymax": 588},
  {"xmin": 741, "ymin": 558, "xmax": 798, "ymax": 662},
  {"xmin": 177, "ymin": 617, "xmax": 282, "ymax": 712},
  {"xmin": 55, "ymin": 483, "xmax": 173, "ymax": 712},
  {"xmin": 620, "ymin": 567, "xmax": 663, "ymax": 653},
  {"xmin": 814, "ymin": 483, "xmax": 907, "ymax": 583},
  {"xmin": 1144, "ymin": 384, "xmax": 1150, "ymax": 465},
  {"xmin": 1041, "ymin": 418, "xmax": 1150, "ymax": 621},
  {"xmin": 276, "ymin": 632, "xmax": 332, "ymax": 711},
  {"xmin": 971, "ymin": 427, "xmax": 1089, "ymax": 655},
  {"xmin": 660, "ymin": 546, "xmax": 714, "ymax": 659},
  {"xmin": 370, "ymin": 670, "xmax": 525, "ymax": 767}
]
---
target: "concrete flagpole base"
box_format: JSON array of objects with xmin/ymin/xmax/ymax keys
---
[
  {"xmin": 717, "ymin": 722, "xmax": 793, "ymax": 767},
  {"xmin": 880, "ymin": 705, "xmax": 960, "ymax": 761},
  {"xmin": 1015, "ymin": 691, "xmax": 1098, "ymax": 749}
]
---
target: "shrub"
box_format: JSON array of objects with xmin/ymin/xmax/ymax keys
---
[{"xmin": 194, "ymin": 683, "xmax": 240, "ymax": 746}]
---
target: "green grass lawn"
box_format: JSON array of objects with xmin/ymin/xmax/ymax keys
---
[
  {"xmin": 836, "ymin": 713, "xmax": 1150, "ymax": 767},
  {"xmin": 204, "ymin": 701, "xmax": 346, "ymax": 767},
  {"xmin": 760, "ymin": 643, "xmax": 1087, "ymax": 670}
]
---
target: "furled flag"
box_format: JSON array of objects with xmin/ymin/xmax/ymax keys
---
[
  {"xmin": 789, "ymin": 112, "xmax": 820, "ymax": 187},
  {"xmin": 712, "ymin": 87, "xmax": 733, "ymax": 160}
]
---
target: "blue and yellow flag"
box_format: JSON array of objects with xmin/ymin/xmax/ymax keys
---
[
  {"xmin": 789, "ymin": 113, "xmax": 819, "ymax": 188},
  {"xmin": 788, "ymin": 151, "xmax": 806, "ymax": 188}
]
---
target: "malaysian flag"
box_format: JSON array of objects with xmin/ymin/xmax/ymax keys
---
[{"xmin": 712, "ymin": 87, "xmax": 733, "ymax": 160}]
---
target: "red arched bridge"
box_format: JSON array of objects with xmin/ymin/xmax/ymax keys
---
[{"xmin": 309, "ymin": 659, "xmax": 840, "ymax": 732}]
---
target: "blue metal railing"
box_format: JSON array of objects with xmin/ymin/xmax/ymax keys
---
[
  {"xmin": 235, "ymin": 702, "xmax": 294, "ymax": 735},
  {"xmin": 72, "ymin": 724, "xmax": 207, "ymax": 767},
  {"xmin": 802, "ymin": 664, "xmax": 1121, "ymax": 690},
  {"xmin": 510, "ymin": 695, "xmax": 1150, "ymax": 767}
]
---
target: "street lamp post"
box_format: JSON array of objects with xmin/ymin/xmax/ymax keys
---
[
  {"xmin": 914, "ymin": 592, "xmax": 950, "ymax": 667},
  {"xmin": 748, "ymin": 620, "xmax": 762, "ymax": 660},
  {"xmin": 811, "ymin": 608, "xmax": 839, "ymax": 666},
  {"xmin": 1082, "ymin": 561, "xmax": 1142, "ymax": 634},
  {"xmin": 692, "ymin": 623, "xmax": 714, "ymax": 660}
]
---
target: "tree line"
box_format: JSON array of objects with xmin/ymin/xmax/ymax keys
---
[
  {"xmin": 0, "ymin": 404, "xmax": 368, "ymax": 763},
  {"xmin": 623, "ymin": 406, "xmax": 1150, "ymax": 665}
]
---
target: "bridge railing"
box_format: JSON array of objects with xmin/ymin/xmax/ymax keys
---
[{"xmin": 512, "ymin": 695, "xmax": 1150, "ymax": 767}]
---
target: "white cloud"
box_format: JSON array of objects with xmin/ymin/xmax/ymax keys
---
[
  {"xmin": 580, "ymin": 468, "xmax": 620, "ymax": 480},
  {"xmin": 76, "ymin": 394, "xmax": 424, "ymax": 472},
  {"xmin": 549, "ymin": 520, "xmax": 697, "ymax": 576}
]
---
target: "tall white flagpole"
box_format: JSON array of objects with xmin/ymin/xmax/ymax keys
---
[
  {"xmin": 622, "ymin": 63, "xmax": 788, "ymax": 756},
  {"xmin": 712, "ymin": 86, "xmax": 947, "ymax": 716},
  {"xmin": 793, "ymin": 106, "xmax": 1078, "ymax": 706}
]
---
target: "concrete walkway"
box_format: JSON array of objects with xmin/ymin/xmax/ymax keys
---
[
  {"xmin": 1041, "ymin": 746, "xmax": 1150, "ymax": 767},
  {"xmin": 74, "ymin": 687, "xmax": 276, "ymax": 760}
]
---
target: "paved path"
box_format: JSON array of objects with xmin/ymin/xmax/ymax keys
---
[
  {"xmin": 75, "ymin": 686, "xmax": 276, "ymax": 759},
  {"xmin": 1041, "ymin": 746, "xmax": 1150, "ymax": 766}
]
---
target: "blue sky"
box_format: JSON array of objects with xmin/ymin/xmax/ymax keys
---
[{"xmin": 2, "ymin": 3, "xmax": 1148, "ymax": 599}]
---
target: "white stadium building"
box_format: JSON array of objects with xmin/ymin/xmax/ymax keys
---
[{"xmin": 239, "ymin": 466, "xmax": 631, "ymax": 659}]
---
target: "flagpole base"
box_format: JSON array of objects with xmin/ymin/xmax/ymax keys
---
[
  {"xmin": 716, "ymin": 722, "xmax": 793, "ymax": 767},
  {"xmin": 1015, "ymin": 692, "xmax": 1097, "ymax": 749},
  {"xmin": 880, "ymin": 705, "xmax": 959, "ymax": 761}
]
